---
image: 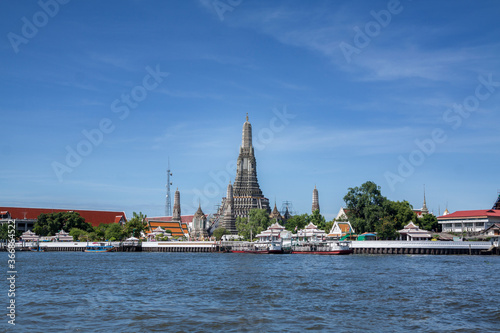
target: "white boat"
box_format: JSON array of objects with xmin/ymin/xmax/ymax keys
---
[{"xmin": 292, "ymin": 241, "xmax": 353, "ymax": 255}]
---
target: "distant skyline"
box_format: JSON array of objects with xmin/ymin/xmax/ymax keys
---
[{"xmin": 1, "ymin": 0, "xmax": 500, "ymax": 221}]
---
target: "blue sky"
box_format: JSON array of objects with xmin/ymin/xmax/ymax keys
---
[{"xmin": 1, "ymin": 0, "xmax": 500, "ymax": 220}]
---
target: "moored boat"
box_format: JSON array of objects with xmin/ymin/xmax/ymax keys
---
[
  {"xmin": 85, "ymin": 243, "xmax": 115, "ymax": 253},
  {"xmin": 291, "ymin": 241, "xmax": 353, "ymax": 255},
  {"xmin": 231, "ymin": 241, "xmax": 288, "ymax": 254}
]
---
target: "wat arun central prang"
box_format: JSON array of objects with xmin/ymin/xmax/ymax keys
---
[{"xmin": 219, "ymin": 114, "xmax": 270, "ymax": 234}]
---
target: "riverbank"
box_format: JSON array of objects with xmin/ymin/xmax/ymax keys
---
[{"xmin": 3, "ymin": 240, "xmax": 499, "ymax": 255}]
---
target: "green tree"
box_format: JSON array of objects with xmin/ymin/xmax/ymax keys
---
[
  {"xmin": 88, "ymin": 231, "xmax": 99, "ymax": 241},
  {"xmin": 0, "ymin": 224, "xmax": 20, "ymax": 240},
  {"xmin": 236, "ymin": 209, "xmax": 271, "ymax": 240},
  {"xmin": 309, "ymin": 209, "xmax": 326, "ymax": 230},
  {"xmin": 213, "ymin": 227, "xmax": 229, "ymax": 241},
  {"xmin": 0, "ymin": 224, "xmax": 9, "ymax": 240},
  {"xmin": 344, "ymin": 181, "xmax": 387, "ymax": 234},
  {"xmin": 33, "ymin": 212, "xmax": 93, "ymax": 236},
  {"xmin": 285, "ymin": 214, "xmax": 308, "ymax": 232},
  {"xmin": 124, "ymin": 212, "xmax": 147, "ymax": 238},
  {"xmin": 94, "ymin": 223, "xmax": 110, "ymax": 241},
  {"xmin": 418, "ymin": 214, "xmax": 440, "ymax": 232},
  {"xmin": 324, "ymin": 220, "xmax": 335, "ymax": 234},
  {"xmin": 105, "ymin": 223, "xmax": 125, "ymax": 241},
  {"xmin": 376, "ymin": 217, "xmax": 398, "ymax": 240},
  {"xmin": 382, "ymin": 200, "xmax": 417, "ymax": 230},
  {"xmin": 69, "ymin": 228, "xmax": 87, "ymax": 241}
]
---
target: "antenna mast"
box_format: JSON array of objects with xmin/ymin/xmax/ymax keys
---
[{"xmin": 165, "ymin": 159, "xmax": 173, "ymax": 216}]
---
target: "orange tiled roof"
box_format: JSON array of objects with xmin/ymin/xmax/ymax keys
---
[
  {"xmin": 147, "ymin": 220, "xmax": 188, "ymax": 237},
  {"xmin": 338, "ymin": 223, "xmax": 351, "ymax": 233}
]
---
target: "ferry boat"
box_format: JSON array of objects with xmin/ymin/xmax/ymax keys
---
[
  {"xmin": 84, "ymin": 243, "xmax": 115, "ymax": 253},
  {"xmin": 291, "ymin": 241, "xmax": 353, "ymax": 255},
  {"xmin": 231, "ymin": 242, "xmax": 288, "ymax": 254}
]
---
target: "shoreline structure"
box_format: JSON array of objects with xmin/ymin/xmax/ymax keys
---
[{"xmin": 3, "ymin": 240, "xmax": 498, "ymax": 255}]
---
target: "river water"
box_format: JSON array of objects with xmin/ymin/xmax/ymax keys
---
[{"xmin": 6, "ymin": 252, "xmax": 500, "ymax": 332}]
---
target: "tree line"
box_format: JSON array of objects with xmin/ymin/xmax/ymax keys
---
[{"xmin": 23, "ymin": 211, "xmax": 148, "ymax": 242}]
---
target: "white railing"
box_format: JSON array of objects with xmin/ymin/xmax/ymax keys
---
[
  {"xmin": 142, "ymin": 241, "xmax": 217, "ymax": 248},
  {"xmin": 350, "ymin": 240, "xmax": 491, "ymax": 249}
]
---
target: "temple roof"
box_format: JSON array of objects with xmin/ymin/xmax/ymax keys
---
[
  {"xmin": 194, "ymin": 204, "xmax": 205, "ymax": 218},
  {"xmin": 147, "ymin": 221, "xmax": 188, "ymax": 237}
]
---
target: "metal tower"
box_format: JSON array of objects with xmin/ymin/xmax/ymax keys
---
[
  {"xmin": 280, "ymin": 201, "xmax": 296, "ymax": 216},
  {"xmin": 165, "ymin": 160, "xmax": 173, "ymax": 216}
]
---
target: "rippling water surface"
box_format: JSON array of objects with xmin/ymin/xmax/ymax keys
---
[{"xmin": 9, "ymin": 252, "xmax": 500, "ymax": 332}]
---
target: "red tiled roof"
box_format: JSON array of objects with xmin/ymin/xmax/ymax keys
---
[
  {"xmin": 0, "ymin": 207, "xmax": 127, "ymax": 227},
  {"xmin": 438, "ymin": 209, "xmax": 500, "ymax": 219}
]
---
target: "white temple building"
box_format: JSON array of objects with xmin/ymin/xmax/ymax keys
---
[
  {"xmin": 397, "ymin": 222, "xmax": 432, "ymax": 241},
  {"xmin": 255, "ymin": 222, "xmax": 291, "ymax": 242},
  {"xmin": 296, "ymin": 222, "xmax": 326, "ymax": 242}
]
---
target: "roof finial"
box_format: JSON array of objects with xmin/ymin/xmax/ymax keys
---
[
  {"xmin": 423, "ymin": 184, "xmax": 426, "ymax": 205},
  {"xmin": 421, "ymin": 184, "xmax": 428, "ymax": 213},
  {"xmin": 246, "ymin": 113, "xmax": 249, "ymax": 121}
]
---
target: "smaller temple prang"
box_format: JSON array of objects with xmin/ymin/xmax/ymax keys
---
[
  {"xmin": 312, "ymin": 185, "xmax": 320, "ymax": 213},
  {"xmin": 269, "ymin": 201, "xmax": 283, "ymax": 223},
  {"xmin": 172, "ymin": 188, "xmax": 181, "ymax": 222},
  {"xmin": 191, "ymin": 203, "xmax": 208, "ymax": 239},
  {"xmin": 221, "ymin": 182, "xmax": 237, "ymax": 234}
]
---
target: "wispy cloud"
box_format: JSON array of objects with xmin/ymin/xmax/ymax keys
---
[{"xmin": 227, "ymin": 4, "xmax": 500, "ymax": 83}]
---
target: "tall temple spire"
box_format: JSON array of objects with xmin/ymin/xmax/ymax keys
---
[
  {"xmin": 229, "ymin": 114, "xmax": 270, "ymax": 221},
  {"xmin": 312, "ymin": 185, "xmax": 320, "ymax": 213},
  {"xmin": 421, "ymin": 185, "xmax": 428, "ymax": 215},
  {"xmin": 172, "ymin": 188, "xmax": 181, "ymax": 221}
]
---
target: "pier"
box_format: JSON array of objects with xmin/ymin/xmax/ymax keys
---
[
  {"xmin": 2, "ymin": 240, "xmax": 498, "ymax": 254},
  {"xmin": 2, "ymin": 241, "xmax": 220, "ymax": 253},
  {"xmin": 350, "ymin": 240, "xmax": 492, "ymax": 255},
  {"xmin": 141, "ymin": 241, "xmax": 219, "ymax": 252}
]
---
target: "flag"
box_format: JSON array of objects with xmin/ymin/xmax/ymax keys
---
[{"xmin": 294, "ymin": 226, "xmax": 297, "ymax": 232}]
